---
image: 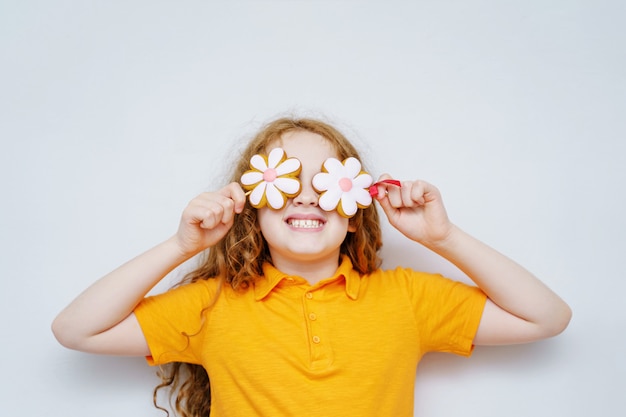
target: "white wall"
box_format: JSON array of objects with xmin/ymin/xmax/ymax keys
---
[{"xmin": 1, "ymin": 1, "xmax": 624, "ymax": 416}]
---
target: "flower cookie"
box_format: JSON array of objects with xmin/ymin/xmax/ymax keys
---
[
  {"xmin": 240, "ymin": 147, "xmax": 302, "ymax": 209},
  {"xmin": 312, "ymin": 157, "xmax": 373, "ymax": 218}
]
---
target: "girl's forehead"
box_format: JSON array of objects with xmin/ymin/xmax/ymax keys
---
[{"xmin": 268, "ymin": 131, "xmax": 339, "ymax": 164}]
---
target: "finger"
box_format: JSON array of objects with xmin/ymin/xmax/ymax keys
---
[
  {"xmin": 222, "ymin": 182, "xmax": 247, "ymax": 214},
  {"xmin": 200, "ymin": 184, "xmax": 245, "ymax": 225},
  {"xmin": 386, "ymin": 180, "xmax": 404, "ymax": 208},
  {"xmin": 415, "ymin": 180, "xmax": 441, "ymax": 206},
  {"xmin": 372, "ymin": 173, "xmax": 394, "ymax": 199},
  {"xmin": 374, "ymin": 175, "xmax": 408, "ymax": 207},
  {"xmin": 187, "ymin": 193, "xmax": 233, "ymax": 229},
  {"xmin": 375, "ymin": 189, "xmax": 400, "ymax": 223},
  {"xmin": 402, "ymin": 181, "xmax": 426, "ymax": 207},
  {"xmin": 196, "ymin": 201, "xmax": 226, "ymax": 230},
  {"xmin": 214, "ymin": 195, "xmax": 237, "ymax": 226}
]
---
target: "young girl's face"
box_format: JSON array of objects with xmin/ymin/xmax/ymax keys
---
[{"xmin": 257, "ymin": 130, "xmax": 355, "ymax": 271}]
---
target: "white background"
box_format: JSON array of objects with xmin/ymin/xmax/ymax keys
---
[{"xmin": 1, "ymin": 1, "xmax": 624, "ymax": 416}]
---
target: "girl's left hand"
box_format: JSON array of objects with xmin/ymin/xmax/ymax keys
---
[{"xmin": 373, "ymin": 175, "xmax": 453, "ymax": 247}]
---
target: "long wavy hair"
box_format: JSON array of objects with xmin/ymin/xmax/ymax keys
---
[{"xmin": 153, "ymin": 117, "xmax": 384, "ymax": 416}]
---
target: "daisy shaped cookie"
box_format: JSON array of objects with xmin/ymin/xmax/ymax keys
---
[
  {"xmin": 312, "ymin": 157, "xmax": 373, "ymax": 218},
  {"xmin": 240, "ymin": 147, "xmax": 302, "ymax": 209}
]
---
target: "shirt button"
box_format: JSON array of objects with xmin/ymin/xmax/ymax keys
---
[
  {"xmin": 305, "ymin": 292, "xmax": 313, "ymax": 299},
  {"xmin": 312, "ymin": 336, "xmax": 321, "ymax": 344},
  {"xmin": 308, "ymin": 313, "xmax": 317, "ymax": 321}
]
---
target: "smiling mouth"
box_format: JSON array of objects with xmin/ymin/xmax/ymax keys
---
[{"xmin": 287, "ymin": 219, "xmax": 324, "ymax": 229}]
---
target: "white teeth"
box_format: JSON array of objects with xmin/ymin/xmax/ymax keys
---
[{"xmin": 288, "ymin": 219, "xmax": 322, "ymax": 228}]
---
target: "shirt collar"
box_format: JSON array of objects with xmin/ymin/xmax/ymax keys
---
[{"xmin": 254, "ymin": 256, "xmax": 361, "ymax": 301}]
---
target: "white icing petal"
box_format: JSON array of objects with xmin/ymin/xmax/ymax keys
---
[
  {"xmin": 273, "ymin": 177, "xmax": 301, "ymax": 195},
  {"xmin": 323, "ymin": 157, "xmax": 345, "ymax": 175},
  {"xmin": 240, "ymin": 171, "xmax": 264, "ymax": 186},
  {"xmin": 265, "ymin": 183, "xmax": 286, "ymax": 209},
  {"xmin": 312, "ymin": 172, "xmax": 333, "ymax": 191},
  {"xmin": 343, "ymin": 157, "xmax": 362, "ymax": 177},
  {"xmin": 249, "ymin": 183, "xmax": 267, "ymax": 206},
  {"xmin": 352, "ymin": 173, "xmax": 373, "ymax": 188},
  {"xmin": 353, "ymin": 188, "xmax": 373, "ymax": 206},
  {"xmin": 340, "ymin": 195, "xmax": 358, "ymax": 216},
  {"xmin": 250, "ymin": 154, "xmax": 268, "ymax": 172},
  {"xmin": 318, "ymin": 187, "xmax": 343, "ymax": 212},
  {"xmin": 267, "ymin": 148, "xmax": 285, "ymax": 168},
  {"xmin": 276, "ymin": 158, "xmax": 301, "ymax": 176}
]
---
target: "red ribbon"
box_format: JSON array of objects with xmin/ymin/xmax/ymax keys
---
[{"xmin": 369, "ymin": 179, "xmax": 401, "ymax": 196}]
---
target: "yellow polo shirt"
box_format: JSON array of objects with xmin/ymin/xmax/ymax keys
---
[{"xmin": 135, "ymin": 256, "xmax": 486, "ymax": 417}]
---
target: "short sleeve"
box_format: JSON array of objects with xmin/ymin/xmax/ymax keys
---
[
  {"xmin": 134, "ymin": 279, "xmax": 220, "ymax": 366},
  {"xmin": 404, "ymin": 269, "xmax": 487, "ymax": 356}
]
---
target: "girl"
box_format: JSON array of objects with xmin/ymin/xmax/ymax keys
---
[{"xmin": 52, "ymin": 117, "xmax": 571, "ymax": 417}]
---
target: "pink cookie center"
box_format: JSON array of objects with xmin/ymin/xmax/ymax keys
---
[
  {"xmin": 263, "ymin": 168, "xmax": 277, "ymax": 182},
  {"xmin": 338, "ymin": 177, "xmax": 353, "ymax": 192}
]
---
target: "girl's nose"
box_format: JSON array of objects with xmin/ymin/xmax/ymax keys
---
[{"xmin": 293, "ymin": 180, "xmax": 319, "ymax": 206}]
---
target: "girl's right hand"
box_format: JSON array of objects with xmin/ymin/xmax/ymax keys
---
[{"xmin": 175, "ymin": 182, "xmax": 247, "ymax": 257}]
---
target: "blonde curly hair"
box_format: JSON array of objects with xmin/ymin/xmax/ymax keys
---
[{"xmin": 153, "ymin": 117, "xmax": 383, "ymax": 416}]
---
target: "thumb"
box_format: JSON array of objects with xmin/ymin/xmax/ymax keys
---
[
  {"xmin": 374, "ymin": 188, "xmax": 399, "ymax": 224},
  {"xmin": 372, "ymin": 174, "xmax": 404, "ymax": 224}
]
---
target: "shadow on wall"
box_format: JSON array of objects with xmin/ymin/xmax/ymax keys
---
[
  {"xmin": 52, "ymin": 350, "xmax": 158, "ymax": 393},
  {"xmin": 417, "ymin": 337, "xmax": 568, "ymax": 378}
]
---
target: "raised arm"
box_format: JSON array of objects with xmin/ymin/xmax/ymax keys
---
[
  {"xmin": 374, "ymin": 177, "xmax": 571, "ymax": 345},
  {"xmin": 51, "ymin": 183, "xmax": 246, "ymax": 355}
]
